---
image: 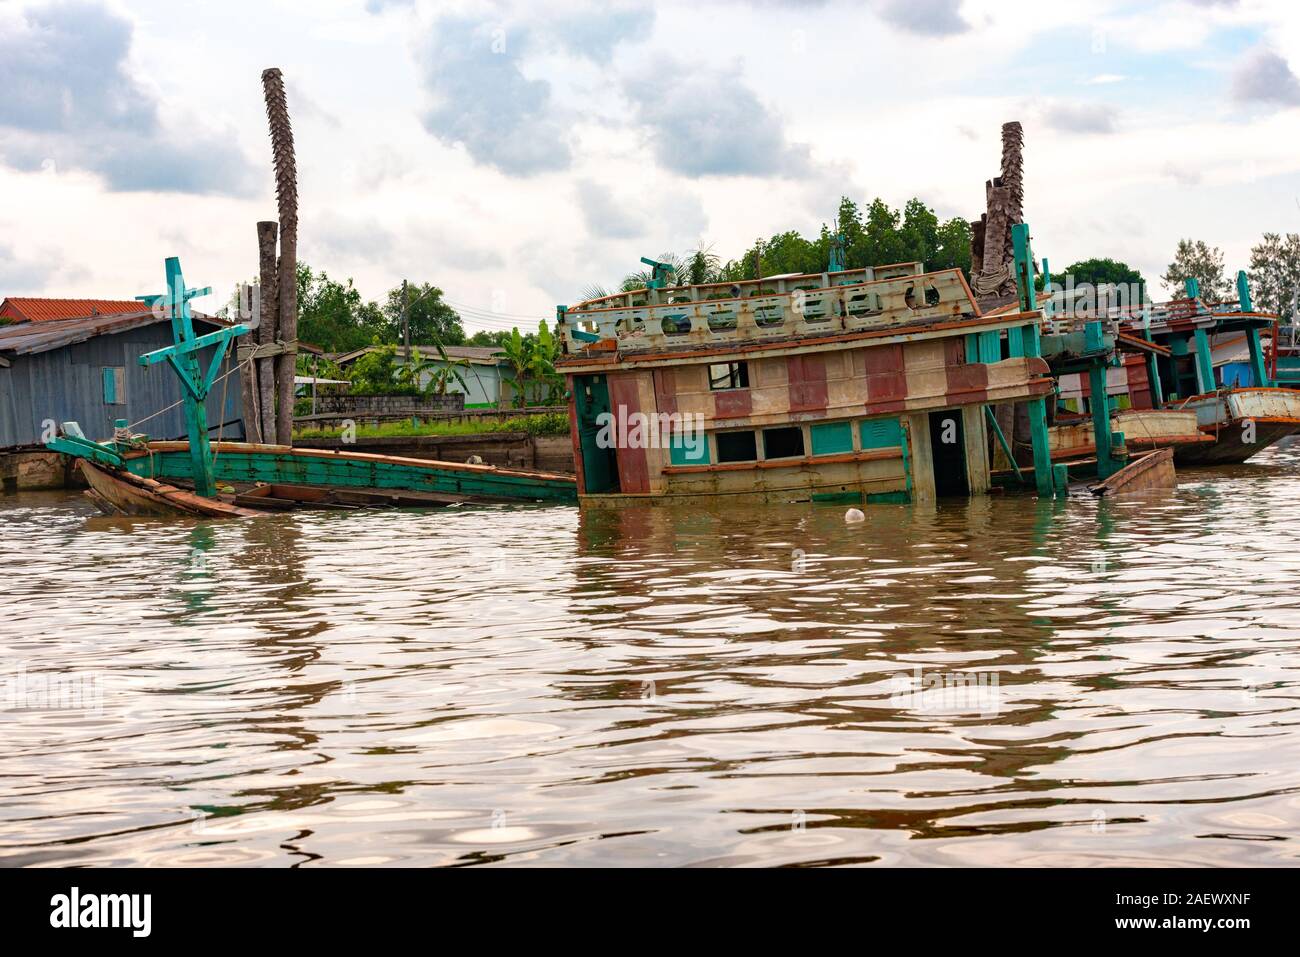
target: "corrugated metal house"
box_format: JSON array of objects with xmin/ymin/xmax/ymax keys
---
[{"xmin": 0, "ymin": 310, "xmax": 245, "ymax": 450}]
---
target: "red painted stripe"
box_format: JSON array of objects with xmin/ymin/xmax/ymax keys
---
[
  {"xmin": 863, "ymin": 344, "xmax": 907, "ymax": 406},
  {"xmin": 787, "ymin": 354, "xmax": 828, "ymax": 412},
  {"xmin": 653, "ymin": 367, "xmax": 677, "ymax": 415},
  {"xmin": 714, "ymin": 388, "xmax": 752, "ymax": 418},
  {"xmin": 607, "ymin": 372, "xmax": 651, "ymax": 494},
  {"xmin": 944, "ymin": 361, "xmax": 988, "ymax": 405}
]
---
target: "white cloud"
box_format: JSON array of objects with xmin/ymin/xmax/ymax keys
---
[
  {"xmin": 0, "ymin": 1, "xmax": 256, "ymax": 195},
  {"xmin": 1230, "ymin": 46, "xmax": 1300, "ymax": 107}
]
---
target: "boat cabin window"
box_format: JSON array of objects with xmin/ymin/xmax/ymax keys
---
[
  {"xmin": 708, "ymin": 361, "xmax": 749, "ymax": 391},
  {"xmin": 716, "ymin": 430, "xmax": 758, "ymax": 463},
  {"xmin": 762, "ymin": 426, "xmax": 805, "ymax": 460}
]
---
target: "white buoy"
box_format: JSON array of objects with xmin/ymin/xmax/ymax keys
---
[{"xmin": 844, "ymin": 507, "xmax": 866, "ymax": 523}]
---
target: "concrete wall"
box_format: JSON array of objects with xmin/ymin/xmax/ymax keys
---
[{"xmin": 313, "ymin": 393, "xmax": 465, "ymax": 416}]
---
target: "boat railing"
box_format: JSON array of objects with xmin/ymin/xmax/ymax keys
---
[
  {"xmin": 569, "ymin": 261, "xmax": 925, "ymax": 315},
  {"xmin": 1044, "ymin": 314, "xmax": 1120, "ymax": 337},
  {"xmin": 560, "ymin": 267, "xmax": 981, "ymax": 354}
]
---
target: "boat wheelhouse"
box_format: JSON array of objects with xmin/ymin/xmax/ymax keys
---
[{"xmin": 556, "ymin": 256, "xmax": 1063, "ymax": 505}]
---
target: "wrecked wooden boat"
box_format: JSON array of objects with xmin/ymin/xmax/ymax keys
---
[
  {"xmin": 126, "ymin": 440, "xmax": 576, "ymax": 506},
  {"xmin": 1090, "ymin": 448, "xmax": 1176, "ymax": 497},
  {"xmin": 1045, "ymin": 408, "xmax": 1213, "ymax": 462},
  {"xmin": 556, "ymin": 255, "xmax": 1062, "ymax": 505},
  {"xmin": 78, "ymin": 459, "xmax": 262, "ymax": 518},
  {"xmin": 1170, "ymin": 387, "xmax": 1300, "ymax": 465},
  {"xmin": 67, "ymin": 442, "xmax": 577, "ymax": 518},
  {"xmin": 1107, "ymin": 276, "xmax": 1300, "ymax": 465},
  {"xmin": 47, "ymin": 257, "xmax": 577, "ymax": 519}
]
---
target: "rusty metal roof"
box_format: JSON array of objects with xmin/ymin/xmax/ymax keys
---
[
  {"xmin": 0, "ymin": 297, "xmax": 146, "ymax": 323},
  {"xmin": 0, "ymin": 310, "xmax": 223, "ymax": 358}
]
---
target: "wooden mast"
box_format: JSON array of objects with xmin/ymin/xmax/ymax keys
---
[{"xmin": 136, "ymin": 257, "xmax": 249, "ymax": 497}]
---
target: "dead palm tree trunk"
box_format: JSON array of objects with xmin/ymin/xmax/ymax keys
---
[
  {"xmin": 262, "ymin": 68, "xmax": 298, "ymax": 447},
  {"xmin": 256, "ymin": 220, "xmax": 279, "ymax": 444}
]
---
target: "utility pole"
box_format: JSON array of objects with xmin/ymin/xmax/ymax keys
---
[{"xmin": 402, "ymin": 279, "xmax": 411, "ymax": 362}]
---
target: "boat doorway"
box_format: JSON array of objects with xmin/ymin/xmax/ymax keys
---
[
  {"xmin": 928, "ymin": 409, "xmax": 970, "ymax": 497},
  {"xmin": 574, "ymin": 374, "xmax": 619, "ymax": 494}
]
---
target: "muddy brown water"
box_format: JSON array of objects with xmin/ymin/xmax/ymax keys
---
[{"xmin": 1, "ymin": 444, "xmax": 1298, "ymax": 866}]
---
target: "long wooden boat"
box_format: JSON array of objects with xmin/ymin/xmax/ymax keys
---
[
  {"xmin": 73, "ymin": 441, "xmax": 578, "ymax": 518},
  {"xmin": 123, "ymin": 440, "xmax": 578, "ymax": 504},
  {"xmin": 1171, "ymin": 387, "xmax": 1300, "ymax": 465}
]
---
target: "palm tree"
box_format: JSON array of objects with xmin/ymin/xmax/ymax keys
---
[
  {"xmin": 262, "ymin": 67, "xmax": 298, "ymax": 445},
  {"xmin": 495, "ymin": 328, "xmax": 532, "ymax": 408},
  {"xmin": 413, "ymin": 343, "xmax": 472, "ymax": 397}
]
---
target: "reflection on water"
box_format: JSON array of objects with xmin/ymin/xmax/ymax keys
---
[{"xmin": 2, "ymin": 445, "xmax": 1299, "ymax": 867}]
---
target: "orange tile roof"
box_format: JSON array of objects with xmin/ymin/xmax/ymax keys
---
[{"xmin": 0, "ymin": 297, "xmax": 145, "ymax": 324}]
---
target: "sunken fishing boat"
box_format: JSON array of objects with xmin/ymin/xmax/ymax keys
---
[{"xmin": 47, "ymin": 257, "xmax": 576, "ymax": 518}]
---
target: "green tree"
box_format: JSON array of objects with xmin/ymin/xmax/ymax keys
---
[
  {"xmin": 1162, "ymin": 239, "xmax": 1230, "ymax": 300},
  {"xmin": 383, "ymin": 282, "xmax": 465, "ymax": 345},
  {"xmin": 1248, "ymin": 232, "xmax": 1300, "ymax": 323},
  {"xmin": 346, "ymin": 343, "xmax": 415, "ymax": 395},
  {"xmin": 296, "ymin": 263, "xmax": 386, "ymax": 352},
  {"xmin": 494, "ymin": 321, "xmax": 563, "ymax": 407},
  {"xmin": 465, "ymin": 329, "xmax": 511, "ymax": 348},
  {"xmin": 1051, "ymin": 258, "xmax": 1145, "ymax": 298}
]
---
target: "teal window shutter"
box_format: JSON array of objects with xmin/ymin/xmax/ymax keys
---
[
  {"xmin": 810, "ymin": 420, "xmax": 853, "ymax": 455},
  {"xmin": 859, "ymin": 417, "xmax": 903, "ymax": 449},
  {"xmin": 102, "ymin": 366, "xmax": 122, "ymax": 403},
  {"xmin": 670, "ymin": 430, "xmax": 711, "ymax": 466}
]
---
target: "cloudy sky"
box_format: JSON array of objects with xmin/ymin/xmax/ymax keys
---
[{"xmin": 1, "ymin": 0, "xmax": 1298, "ymax": 334}]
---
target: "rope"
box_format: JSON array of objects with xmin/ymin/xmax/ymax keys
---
[
  {"xmin": 972, "ymin": 263, "xmax": 1013, "ymax": 299},
  {"xmin": 125, "ymin": 358, "xmax": 248, "ymax": 432}
]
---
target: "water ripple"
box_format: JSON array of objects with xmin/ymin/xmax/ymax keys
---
[{"xmin": 1, "ymin": 445, "xmax": 1299, "ymax": 867}]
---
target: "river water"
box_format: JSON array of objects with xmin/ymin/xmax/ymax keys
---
[{"xmin": 2, "ymin": 445, "xmax": 1299, "ymax": 867}]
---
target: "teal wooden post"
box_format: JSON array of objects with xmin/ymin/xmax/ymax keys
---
[
  {"xmin": 136, "ymin": 257, "xmax": 248, "ymax": 498},
  {"xmin": 1086, "ymin": 321, "xmax": 1119, "ymax": 479},
  {"xmin": 1192, "ymin": 327, "xmax": 1216, "ymax": 394},
  {"xmin": 1184, "ymin": 277, "xmax": 1200, "ymax": 301},
  {"xmin": 1011, "ymin": 223, "xmax": 1057, "ymax": 495},
  {"xmin": 1246, "ymin": 328, "xmax": 1269, "ymax": 387},
  {"xmin": 1140, "ymin": 307, "xmax": 1164, "ymax": 406},
  {"xmin": 1236, "ymin": 270, "xmax": 1269, "ymax": 387},
  {"xmin": 827, "ymin": 233, "xmax": 846, "ymax": 273}
]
